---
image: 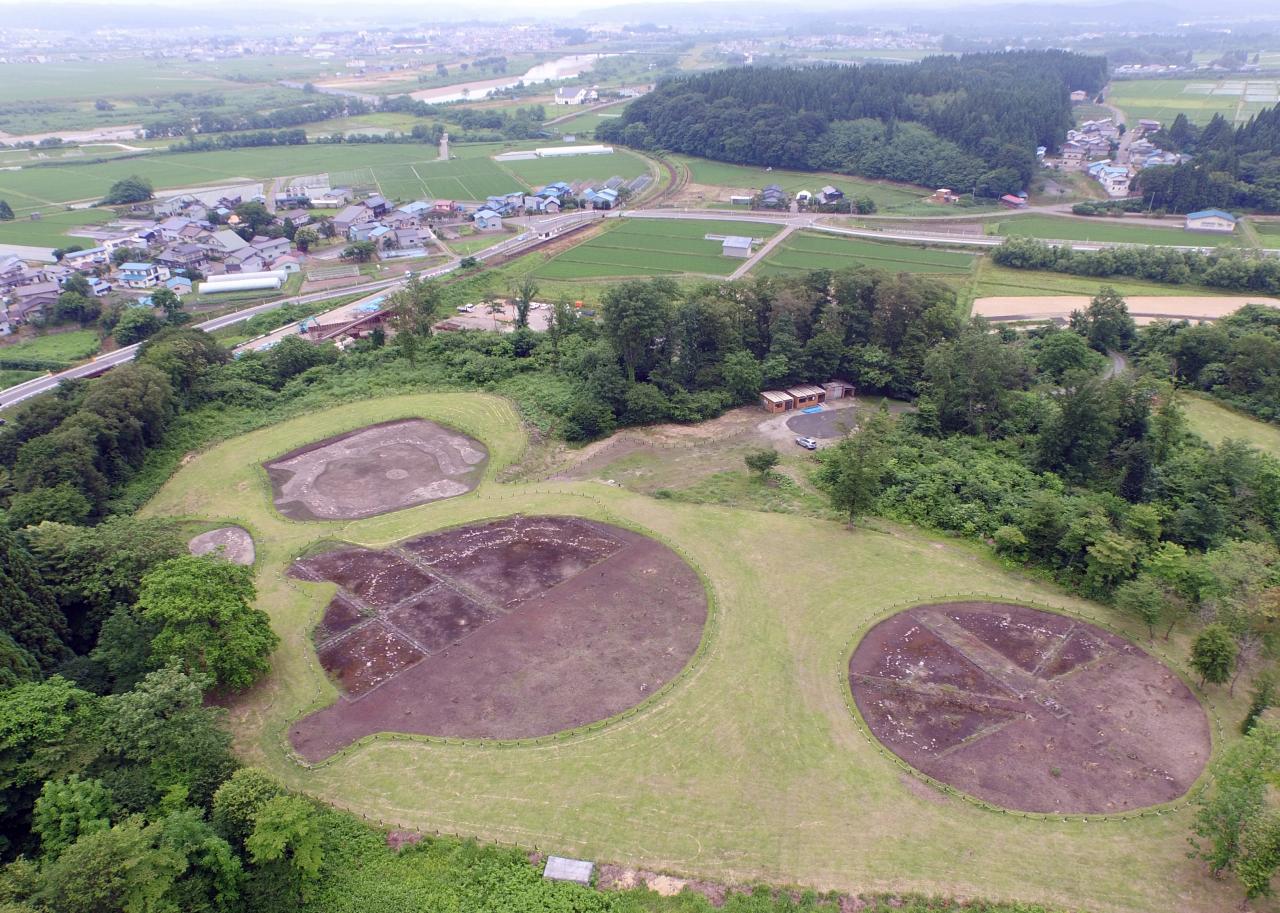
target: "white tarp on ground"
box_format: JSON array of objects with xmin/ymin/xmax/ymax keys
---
[{"xmin": 543, "ymin": 856, "xmax": 593, "ymax": 885}]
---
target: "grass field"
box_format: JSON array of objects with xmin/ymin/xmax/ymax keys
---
[
  {"xmin": 0, "ymin": 207, "xmax": 116, "ymax": 248},
  {"xmin": 0, "ymin": 143, "xmax": 656, "ymax": 218},
  {"xmin": 989, "ymin": 214, "xmax": 1242, "ymax": 247},
  {"xmin": 1182, "ymin": 394, "xmax": 1280, "ymax": 457},
  {"xmin": 755, "ymin": 231, "xmax": 976, "ymax": 278},
  {"xmin": 0, "ymin": 328, "xmax": 100, "ymax": 363},
  {"xmin": 136, "ymin": 392, "xmax": 1247, "ymax": 913},
  {"xmin": 672, "ymin": 155, "xmax": 928, "ymax": 212},
  {"xmin": 969, "ymin": 262, "xmax": 1262, "ymax": 300},
  {"xmin": 1253, "ymin": 221, "xmax": 1280, "ymax": 239},
  {"xmin": 1108, "ymin": 78, "xmax": 1280, "ymax": 126},
  {"xmin": 532, "ymin": 218, "xmax": 781, "ymax": 280}
]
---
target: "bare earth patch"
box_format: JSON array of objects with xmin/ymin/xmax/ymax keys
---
[
  {"xmin": 263, "ymin": 418, "xmax": 487, "ymax": 521},
  {"xmin": 288, "ymin": 516, "xmax": 707, "ymax": 761},
  {"xmin": 849, "ymin": 601, "xmax": 1210, "ymax": 814},
  {"xmin": 973, "ymin": 294, "xmax": 1280, "ymax": 325},
  {"xmin": 187, "ymin": 526, "xmax": 255, "ymax": 565}
]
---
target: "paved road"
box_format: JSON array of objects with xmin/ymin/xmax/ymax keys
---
[{"xmin": 0, "ymin": 277, "xmax": 400, "ymax": 410}]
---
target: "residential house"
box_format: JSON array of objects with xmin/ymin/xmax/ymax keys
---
[
  {"xmin": 929, "ymin": 188, "xmax": 959, "ymax": 204},
  {"xmin": 367, "ymin": 224, "xmax": 394, "ymax": 248},
  {"xmin": 334, "ymin": 204, "xmax": 375, "ymax": 237},
  {"xmin": 155, "ymin": 244, "xmax": 208, "ymax": 271},
  {"xmin": 757, "ymin": 184, "xmax": 787, "ymax": 209},
  {"xmin": 348, "ymin": 221, "xmax": 383, "ymax": 242},
  {"xmin": 392, "ymin": 227, "xmax": 428, "ymax": 249},
  {"xmin": 269, "ymin": 255, "xmax": 301, "ymax": 274},
  {"xmin": 1138, "ymin": 119, "xmax": 1162, "ymax": 134},
  {"xmin": 86, "ymin": 277, "xmax": 113, "ymax": 297},
  {"xmin": 308, "ymin": 187, "xmax": 351, "ymax": 208},
  {"xmin": 274, "ymin": 208, "xmax": 311, "ymax": 228},
  {"xmin": 554, "ymin": 86, "xmax": 589, "ymax": 105},
  {"xmin": 363, "ymin": 195, "xmax": 390, "ymax": 217},
  {"xmin": 7, "ymin": 281, "xmax": 60, "ymax": 323},
  {"xmin": 1000, "ymin": 194, "xmax": 1028, "ymax": 209},
  {"xmin": 117, "ymin": 262, "xmax": 170, "ymax": 289},
  {"xmin": 1184, "ymin": 209, "xmax": 1237, "ymax": 233},
  {"xmin": 250, "ymin": 235, "xmax": 291, "ymax": 260},
  {"xmin": 164, "ymin": 276, "xmax": 193, "ymax": 295},
  {"xmin": 0, "ymin": 255, "xmax": 29, "ymax": 290},
  {"xmin": 157, "ymin": 216, "xmax": 194, "ymax": 243},
  {"xmin": 819, "ymin": 185, "xmax": 844, "ymax": 202},
  {"xmin": 224, "ymin": 251, "xmax": 266, "ymax": 274},
  {"xmin": 1070, "ymin": 90, "xmax": 1089, "ymax": 103},
  {"xmin": 583, "ymin": 187, "xmax": 619, "ymax": 209},
  {"xmin": 62, "ymin": 247, "xmax": 109, "ymax": 271},
  {"xmin": 209, "ymin": 229, "xmax": 251, "ymax": 256},
  {"xmin": 473, "ymin": 209, "xmax": 504, "ymax": 231}
]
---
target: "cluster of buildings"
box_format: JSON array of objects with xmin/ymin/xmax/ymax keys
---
[
  {"xmin": 758, "ymin": 381, "xmax": 856, "ymax": 414},
  {"xmin": 0, "ymin": 188, "xmax": 312, "ymax": 330},
  {"xmin": 332, "ymin": 195, "xmax": 437, "ymax": 257},
  {"xmin": 1048, "ymin": 117, "xmax": 1184, "ymax": 199}
]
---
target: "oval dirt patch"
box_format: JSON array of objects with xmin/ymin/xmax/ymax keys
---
[
  {"xmin": 848, "ymin": 601, "xmax": 1210, "ymax": 814},
  {"xmin": 288, "ymin": 516, "xmax": 708, "ymax": 761},
  {"xmin": 188, "ymin": 526, "xmax": 255, "ymax": 565},
  {"xmin": 264, "ymin": 418, "xmax": 487, "ymax": 521}
]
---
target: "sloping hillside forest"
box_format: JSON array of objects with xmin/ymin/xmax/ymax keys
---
[
  {"xmin": 1137, "ymin": 106, "xmax": 1280, "ymax": 212},
  {"xmin": 600, "ymin": 51, "xmax": 1108, "ymax": 194},
  {"xmin": 2, "ymin": 265, "xmax": 1280, "ymax": 904}
]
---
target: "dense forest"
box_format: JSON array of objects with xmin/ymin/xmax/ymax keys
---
[
  {"xmin": 3, "ymin": 262, "xmax": 1280, "ymax": 903},
  {"xmin": 599, "ymin": 51, "xmax": 1108, "ymax": 193},
  {"xmin": 1137, "ymin": 106, "xmax": 1280, "ymax": 213}
]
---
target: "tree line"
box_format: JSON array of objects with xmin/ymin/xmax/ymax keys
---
[
  {"xmin": 992, "ymin": 236, "xmax": 1280, "ymax": 294},
  {"xmin": 599, "ymin": 51, "xmax": 1107, "ymax": 194},
  {"xmin": 1136, "ymin": 105, "xmax": 1280, "ymax": 213}
]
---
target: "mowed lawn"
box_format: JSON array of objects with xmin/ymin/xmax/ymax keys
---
[
  {"xmin": 673, "ymin": 155, "xmax": 928, "ymax": 212},
  {"xmin": 533, "ymin": 218, "xmax": 782, "ymax": 280},
  {"xmin": 755, "ymin": 231, "xmax": 975, "ymax": 277},
  {"xmin": 990, "ymin": 214, "xmax": 1242, "ymax": 247},
  {"xmin": 1182, "ymin": 394, "xmax": 1280, "ymax": 457},
  {"xmin": 138, "ymin": 392, "xmax": 1245, "ymax": 913}
]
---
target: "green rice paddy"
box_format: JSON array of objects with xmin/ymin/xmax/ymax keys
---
[{"xmin": 754, "ymin": 231, "xmax": 976, "ymax": 277}]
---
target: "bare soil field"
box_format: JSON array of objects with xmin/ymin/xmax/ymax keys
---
[
  {"xmin": 849, "ymin": 601, "xmax": 1210, "ymax": 814},
  {"xmin": 187, "ymin": 526, "xmax": 255, "ymax": 565},
  {"xmin": 973, "ymin": 294, "xmax": 1280, "ymax": 324},
  {"xmin": 288, "ymin": 516, "xmax": 707, "ymax": 760},
  {"xmin": 264, "ymin": 418, "xmax": 487, "ymax": 520}
]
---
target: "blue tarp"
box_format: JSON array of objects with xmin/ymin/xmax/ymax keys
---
[{"xmin": 801, "ymin": 406, "xmax": 824, "ymax": 414}]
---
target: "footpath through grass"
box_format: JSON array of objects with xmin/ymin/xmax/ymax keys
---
[{"xmin": 138, "ymin": 392, "xmax": 1247, "ymax": 913}]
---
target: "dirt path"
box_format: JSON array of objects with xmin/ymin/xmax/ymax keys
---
[{"xmin": 730, "ymin": 222, "xmax": 797, "ymax": 279}]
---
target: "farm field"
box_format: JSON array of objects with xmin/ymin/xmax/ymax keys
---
[
  {"xmin": 671, "ymin": 155, "xmax": 928, "ymax": 212},
  {"xmin": 754, "ymin": 231, "xmax": 976, "ymax": 277},
  {"xmin": 1182, "ymin": 394, "xmax": 1280, "ymax": 458},
  {"xmin": 0, "ymin": 143, "xmax": 657, "ymax": 218},
  {"xmin": 1253, "ymin": 220, "xmax": 1280, "ymax": 239},
  {"xmin": 989, "ymin": 214, "xmax": 1241, "ymax": 247},
  {"xmin": 547, "ymin": 102, "xmax": 632, "ymax": 136},
  {"xmin": 532, "ymin": 218, "xmax": 781, "ymax": 280},
  {"xmin": 0, "ymin": 207, "xmax": 116, "ymax": 248},
  {"xmin": 136, "ymin": 392, "xmax": 1246, "ymax": 913},
  {"xmin": 1108, "ymin": 78, "xmax": 1279, "ymax": 125}
]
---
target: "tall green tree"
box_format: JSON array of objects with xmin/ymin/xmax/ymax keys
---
[
  {"xmin": 246, "ymin": 796, "xmax": 324, "ymax": 903},
  {"xmin": 510, "ymin": 275, "xmax": 539, "ymax": 330},
  {"xmin": 1191, "ymin": 623, "xmax": 1238, "ymax": 687},
  {"xmin": 820, "ymin": 407, "xmax": 893, "ymax": 522},
  {"xmin": 1192, "ymin": 723, "xmax": 1280, "ymax": 883},
  {"xmin": 135, "ymin": 556, "xmax": 277, "ymax": 692},
  {"xmin": 601, "ymin": 279, "xmax": 676, "ymax": 383},
  {"xmin": 32, "ymin": 775, "xmax": 113, "ymax": 860},
  {"xmin": 0, "ymin": 526, "xmax": 71, "ymax": 673},
  {"xmin": 1070, "ymin": 286, "xmax": 1136, "ymax": 353}
]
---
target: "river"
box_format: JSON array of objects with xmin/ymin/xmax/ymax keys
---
[{"xmin": 409, "ymin": 54, "xmax": 609, "ymax": 105}]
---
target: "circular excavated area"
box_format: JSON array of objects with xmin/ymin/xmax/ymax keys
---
[
  {"xmin": 187, "ymin": 525, "xmax": 255, "ymax": 565},
  {"xmin": 785, "ymin": 409, "xmax": 858, "ymax": 439},
  {"xmin": 287, "ymin": 515, "xmax": 708, "ymax": 761},
  {"xmin": 848, "ymin": 601, "xmax": 1210, "ymax": 814},
  {"xmin": 264, "ymin": 418, "xmax": 487, "ymax": 521}
]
